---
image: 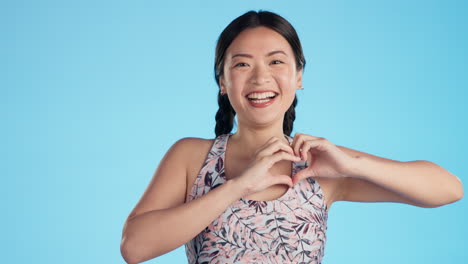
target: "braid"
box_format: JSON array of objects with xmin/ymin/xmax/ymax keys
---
[
  {"xmin": 215, "ymin": 93, "xmax": 236, "ymax": 137},
  {"xmin": 283, "ymin": 95, "xmax": 297, "ymax": 136}
]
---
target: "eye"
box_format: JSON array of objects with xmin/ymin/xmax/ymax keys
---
[
  {"xmin": 234, "ymin": 62, "xmax": 249, "ymax": 67},
  {"xmin": 271, "ymin": 60, "xmax": 284, "ymax": 65}
]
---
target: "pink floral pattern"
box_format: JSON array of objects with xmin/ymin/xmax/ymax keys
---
[{"xmin": 185, "ymin": 133, "xmax": 329, "ymax": 264}]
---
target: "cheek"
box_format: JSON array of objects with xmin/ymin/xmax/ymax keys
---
[
  {"xmin": 275, "ymin": 69, "xmax": 296, "ymax": 89},
  {"xmin": 225, "ymin": 71, "xmax": 248, "ymax": 90}
]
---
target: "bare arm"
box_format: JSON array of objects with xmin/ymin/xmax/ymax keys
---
[
  {"xmin": 120, "ymin": 138, "xmax": 244, "ymax": 264},
  {"xmin": 339, "ymin": 145, "xmax": 463, "ymax": 208},
  {"xmin": 121, "ymin": 179, "xmax": 242, "ymax": 264}
]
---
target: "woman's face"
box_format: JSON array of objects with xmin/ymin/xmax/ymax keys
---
[{"xmin": 220, "ymin": 26, "xmax": 302, "ymax": 128}]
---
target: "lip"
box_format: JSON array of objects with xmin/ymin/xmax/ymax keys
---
[{"xmin": 246, "ymin": 94, "xmax": 278, "ymax": 108}]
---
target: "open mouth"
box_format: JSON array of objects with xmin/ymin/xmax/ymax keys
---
[
  {"xmin": 245, "ymin": 91, "xmax": 278, "ymax": 108},
  {"xmin": 246, "ymin": 91, "xmax": 278, "ymax": 103}
]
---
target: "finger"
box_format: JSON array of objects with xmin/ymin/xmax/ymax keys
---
[
  {"xmin": 291, "ymin": 133, "xmax": 303, "ymax": 157},
  {"xmin": 258, "ymin": 138, "xmax": 295, "ymax": 157},
  {"xmin": 292, "ymin": 167, "xmax": 314, "ymax": 185},
  {"xmin": 273, "ymin": 139, "xmax": 296, "ymax": 156},
  {"xmin": 294, "ymin": 136, "xmax": 308, "ymax": 161},
  {"xmin": 258, "ymin": 142, "xmax": 294, "ymax": 158},
  {"xmin": 291, "ymin": 172, "xmax": 302, "ymax": 185},
  {"xmin": 292, "ymin": 133, "xmax": 321, "ymax": 158},
  {"xmin": 266, "ymin": 151, "xmax": 301, "ymax": 167},
  {"xmin": 299, "ymin": 138, "xmax": 324, "ymax": 161},
  {"xmin": 301, "ymin": 140, "xmax": 317, "ymax": 162},
  {"xmin": 271, "ymin": 174, "xmax": 293, "ymax": 187},
  {"xmin": 293, "ymin": 133, "xmax": 313, "ymax": 159},
  {"xmin": 291, "ymin": 174, "xmax": 300, "ymax": 186}
]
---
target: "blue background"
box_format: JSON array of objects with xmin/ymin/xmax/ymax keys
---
[{"xmin": 2, "ymin": 0, "xmax": 467, "ymax": 263}]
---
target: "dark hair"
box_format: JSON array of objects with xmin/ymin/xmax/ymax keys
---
[{"xmin": 214, "ymin": 10, "xmax": 306, "ymax": 137}]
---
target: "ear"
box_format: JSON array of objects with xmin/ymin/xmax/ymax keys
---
[
  {"xmin": 219, "ymin": 76, "xmax": 227, "ymax": 94},
  {"xmin": 295, "ymin": 69, "xmax": 303, "ymax": 90}
]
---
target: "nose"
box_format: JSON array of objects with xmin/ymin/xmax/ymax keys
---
[{"xmin": 250, "ymin": 64, "xmax": 271, "ymax": 85}]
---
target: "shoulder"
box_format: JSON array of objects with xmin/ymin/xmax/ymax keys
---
[
  {"xmin": 171, "ymin": 136, "xmax": 215, "ymax": 154},
  {"xmin": 177, "ymin": 136, "xmax": 215, "ymax": 146},
  {"xmin": 158, "ymin": 136, "xmax": 216, "ymax": 176},
  {"xmin": 125, "ymin": 136, "xmax": 217, "ymax": 220},
  {"xmin": 171, "ymin": 136, "xmax": 217, "ymax": 172}
]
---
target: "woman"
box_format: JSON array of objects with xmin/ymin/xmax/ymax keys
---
[{"xmin": 120, "ymin": 10, "xmax": 463, "ymax": 264}]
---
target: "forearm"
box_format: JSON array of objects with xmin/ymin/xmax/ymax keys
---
[
  {"xmin": 348, "ymin": 158, "xmax": 463, "ymax": 207},
  {"xmin": 121, "ymin": 179, "xmax": 242, "ymax": 264}
]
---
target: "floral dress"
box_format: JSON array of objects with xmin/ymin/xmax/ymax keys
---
[{"xmin": 185, "ymin": 133, "xmax": 329, "ymax": 264}]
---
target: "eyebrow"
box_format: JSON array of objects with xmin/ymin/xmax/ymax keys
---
[{"xmin": 231, "ymin": 50, "xmax": 287, "ymax": 59}]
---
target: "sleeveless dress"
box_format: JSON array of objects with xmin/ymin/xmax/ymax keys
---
[{"xmin": 185, "ymin": 133, "xmax": 329, "ymax": 264}]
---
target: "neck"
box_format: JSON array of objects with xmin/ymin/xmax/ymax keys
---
[{"xmin": 229, "ymin": 120, "xmax": 291, "ymax": 159}]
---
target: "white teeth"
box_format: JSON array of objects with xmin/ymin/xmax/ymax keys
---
[
  {"xmin": 251, "ymin": 98, "xmax": 271, "ymax": 103},
  {"xmin": 247, "ymin": 91, "xmax": 276, "ymax": 100}
]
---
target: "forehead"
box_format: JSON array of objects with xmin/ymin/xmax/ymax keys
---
[{"xmin": 226, "ymin": 26, "xmax": 293, "ymax": 56}]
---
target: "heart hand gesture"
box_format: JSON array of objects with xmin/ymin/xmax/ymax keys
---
[{"xmin": 290, "ymin": 133, "xmax": 356, "ymax": 185}]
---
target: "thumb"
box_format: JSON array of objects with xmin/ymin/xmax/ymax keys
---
[
  {"xmin": 292, "ymin": 168, "xmax": 313, "ymax": 185},
  {"xmin": 272, "ymin": 174, "xmax": 293, "ymax": 188}
]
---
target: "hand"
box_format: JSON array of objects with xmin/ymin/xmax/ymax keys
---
[
  {"xmin": 231, "ymin": 137, "xmax": 302, "ymax": 197},
  {"xmin": 290, "ymin": 133, "xmax": 356, "ymax": 185}
]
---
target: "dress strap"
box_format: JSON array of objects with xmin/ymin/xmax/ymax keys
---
[
  {"xmin": 206, "ymin": 133, "xmax": 231, "ymax": 161},
  {"xmin": 187, "ymin": 134, "xmax": 231, "ymax": 202}
]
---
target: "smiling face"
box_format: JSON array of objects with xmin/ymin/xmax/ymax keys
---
[{"xmin": 219, "ymin": 26, "xmax": 303, "ymax": 129}]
